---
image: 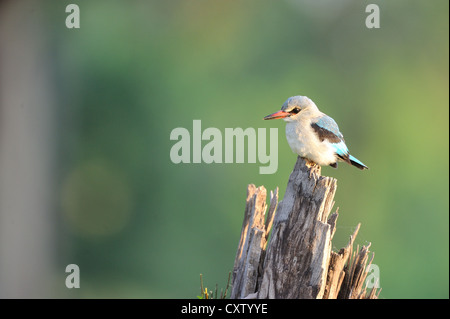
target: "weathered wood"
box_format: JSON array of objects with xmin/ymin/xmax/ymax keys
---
[
  {"xmin": 230, "ymin": 185, "xmax": 275, "ymax": 299},
  {"xmin": 231, "ymin": 156, "xmax": 379, "ymax": 299},
  {"xmin": 338, "ymin": 242, "xmax": 378, "ymax": 299},
  {"xmin": 323, "ymin": 223, "xmax": 360, "ymax": 299},
  {"xmin": 257, "ymin": 157, "xmax": 336, "ymax": 299}
]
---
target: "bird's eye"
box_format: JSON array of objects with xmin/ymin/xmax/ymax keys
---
[{"xmin": 290, "ymin": 107, "xmax": 300, "ymax": 114}]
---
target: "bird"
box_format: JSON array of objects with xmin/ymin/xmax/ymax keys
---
[{"xmin": 264, "ymin": 95, "xmax": 368, "ymax": 170}]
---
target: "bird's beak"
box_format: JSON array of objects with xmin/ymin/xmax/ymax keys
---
[{"xmin": 263, "ymin": 110, "xmax": 290, "ymax": 120}]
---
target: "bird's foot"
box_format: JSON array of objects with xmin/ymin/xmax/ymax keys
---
[{"xmin": 305, "ymin": 159, "xmax": 320, "ymax": 179}]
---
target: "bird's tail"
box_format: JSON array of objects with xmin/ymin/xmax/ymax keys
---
[{"xmin": 348, "ymin": 154, "xmax": 369, "ymax": 170}]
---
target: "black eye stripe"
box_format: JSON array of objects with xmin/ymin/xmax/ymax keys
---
[{"xmin": 290, "ymin": 107, "xmax": 300, "ymax": 114}]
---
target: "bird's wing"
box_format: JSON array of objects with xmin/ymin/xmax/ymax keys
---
[
  {"xmin": 311, "ymin": 116, "xmax": 350, "ymax": 159},
  {"xmin": 311, "ymin": 116, "xmax": 343, "ymax": 142}
]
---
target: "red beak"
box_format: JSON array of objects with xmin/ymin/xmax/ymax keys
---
[{"xmin": 263, "ymin": 110, "xmax": 290, "ymax": 120}]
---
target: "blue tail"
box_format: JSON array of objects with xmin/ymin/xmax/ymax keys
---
[{"xmin": 348, "ymin": 154, "xmax": 369, "ymax": 170}]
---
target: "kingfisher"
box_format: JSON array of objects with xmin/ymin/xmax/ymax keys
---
[{"xmin": 264, "ymin": 95, "xmax": 368, "ymax": 170}]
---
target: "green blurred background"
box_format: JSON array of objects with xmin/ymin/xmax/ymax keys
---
[{"xmin": 0, "ymin": 0, "xmax": 448, "ymax": 298}]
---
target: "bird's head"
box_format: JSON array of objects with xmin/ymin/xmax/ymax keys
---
[{"xmin": 264, "ymin": 95, "xmax": 316, "ymax": 122}]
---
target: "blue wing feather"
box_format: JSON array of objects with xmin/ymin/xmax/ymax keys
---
[
  {"xmin": 313, "ymin": 116, "xmax": 348, "ymax": 156},
  {"xmin": 313, "ymin": 116, "xmax": 368, "ymax": 170},
  {"xmin": 315, "ymin": 116, "xmax": 343, "ymax": 140},
  {"xmin": 331, "ymin": 141, "xmax": 349, "ymax": 156}
]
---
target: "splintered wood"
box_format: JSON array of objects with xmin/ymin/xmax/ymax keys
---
[{"xmin": 230, "ymin": 156, "xmax": 379, "ymax": 299}]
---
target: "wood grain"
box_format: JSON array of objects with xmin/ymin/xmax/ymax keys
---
[{"xmin": 231, "ymin": 156, "xmax": 379, "ymax": 299}]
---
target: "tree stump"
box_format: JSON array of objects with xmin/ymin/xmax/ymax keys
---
[{"xmin": 230, "ymin": 156, "xmax": 379, "ymax": 299}]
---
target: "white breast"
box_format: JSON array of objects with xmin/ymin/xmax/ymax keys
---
[{"xmin": 285, "ymin": 117, "xmax": 337, "ymax": 166}]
